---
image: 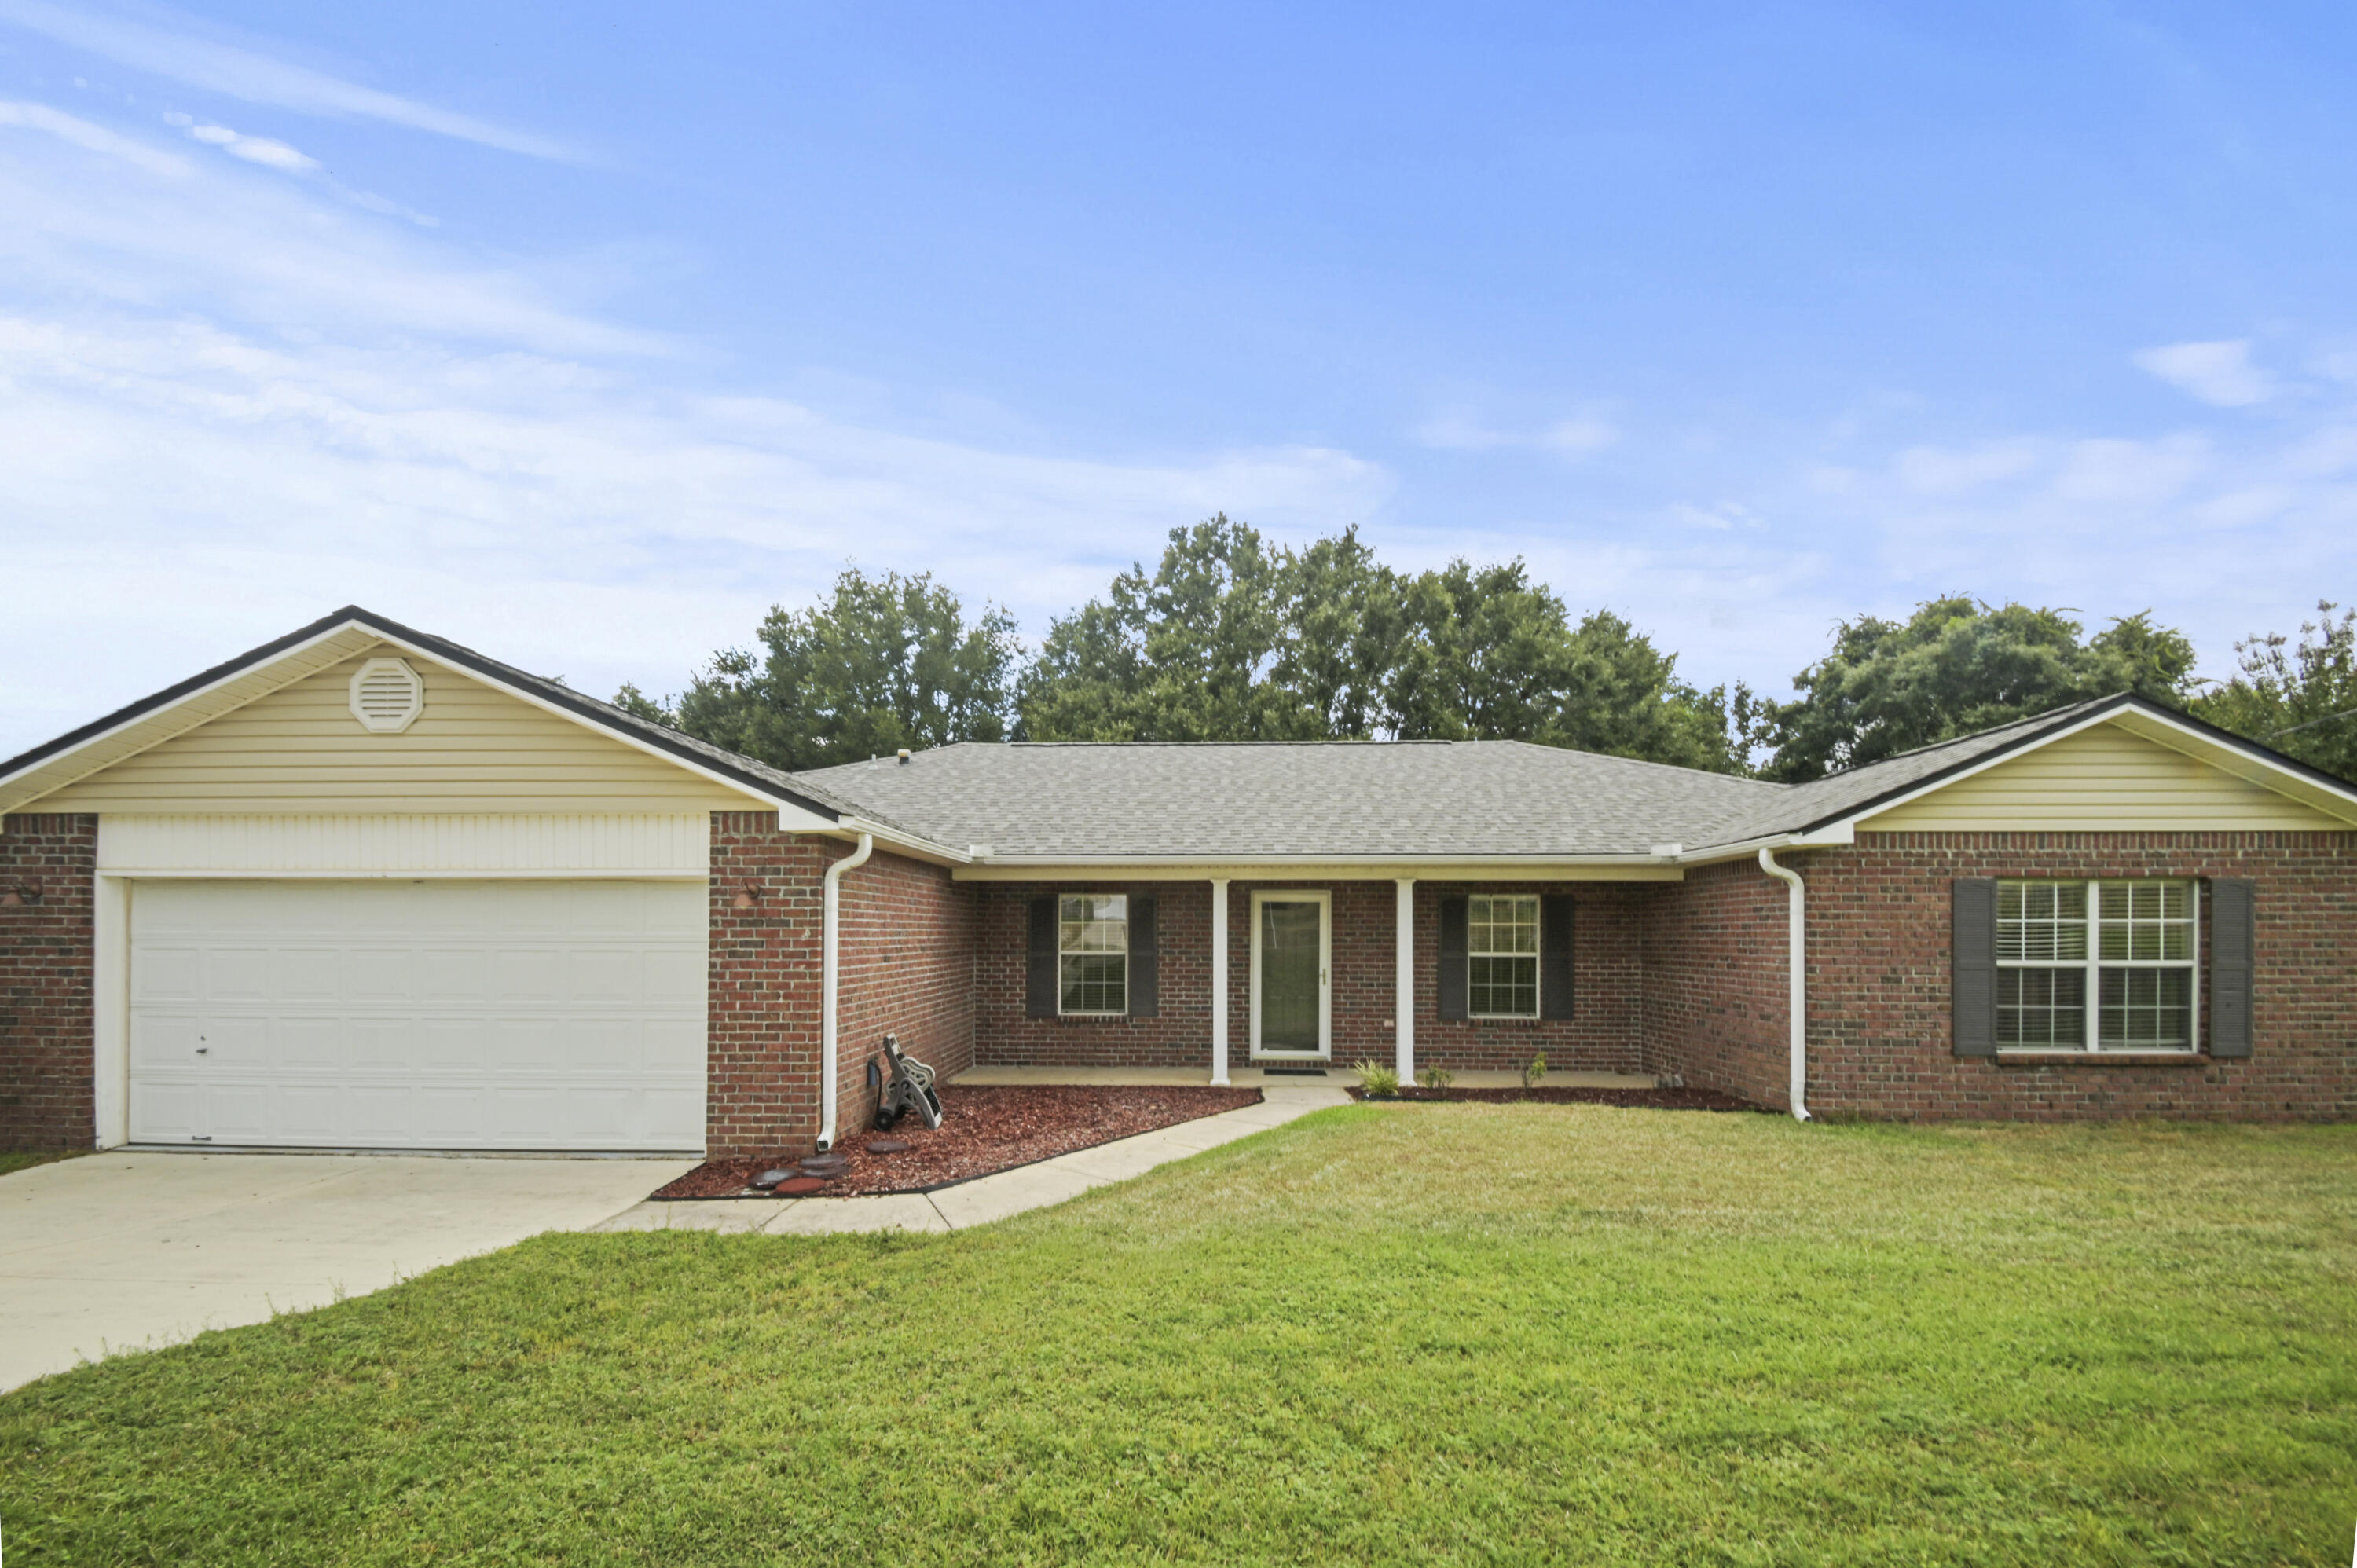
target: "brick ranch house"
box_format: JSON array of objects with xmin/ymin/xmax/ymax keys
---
[{"xmin": 4, "ymin": 607, "xmax": 2353, "ymax": 1156}]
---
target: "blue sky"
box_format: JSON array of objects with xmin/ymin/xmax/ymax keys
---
[{"xmin": 3, "ymin": 2, "xmax": 2355, "ymax": 754}]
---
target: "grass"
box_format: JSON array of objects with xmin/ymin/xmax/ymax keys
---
[
  {"xmin": 3, "ymin": 1108, "xmax": 2354, "ymax": 1565},
  {"xmin": 0, "ymin": 1149, "xmax": 84, "ymax": 1178}
]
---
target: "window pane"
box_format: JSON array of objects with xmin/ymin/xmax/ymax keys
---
[
  {"xmin": 1468, "ymin": 896, "xmax": 1539, "ymax": 957},
  {"xmin": 1469, "ymin": 954, "xmax": 1538, "ymax": 1017},
  {"xmin": 1999, "ymin": 881, "xmax": 2086, "ymax": 962},
  {"xmin": 1059, "ymin": 894, "xmax": 1128, "ymax": 954},
  {"xmin": 1996, "ymin": 966, "xmax": 2085, "ymax": 1046},
  {"xmin": 1060, "ymin": 953, "xmax": 1127, "ymax": 1014},
  {"xmin": 2095, "ymin": 881, "xmax": 2193, "ymax": 966},
  {"xmin": 2097, "ymin": 965, "xmax": 2191, "ymax": 1049}
]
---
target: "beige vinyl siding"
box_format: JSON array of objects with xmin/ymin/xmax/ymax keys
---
[
  {"xmin": 1860, "ymin": 720, "xmax": 2348, "ymax": 833},
  {"xmin": 0, "ymin": 624, "xmax": 383, "ymax": 815},
  {"xmin": 38, "ymin": 648, "xmax": 764, "ymax": 815}
]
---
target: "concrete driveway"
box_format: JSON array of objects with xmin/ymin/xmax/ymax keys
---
[{"xmin": 0, "ymin": 1152, "xmax": 695, "ymax": 1392}]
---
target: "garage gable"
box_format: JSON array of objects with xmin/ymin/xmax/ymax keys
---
[
  {"xmin": 1857, "ymin": 716, "xmax": 2355, "ymax": 833},
  {"xmin": 32, "ymin": 644, "xmax": 766, "ymax": 815}
]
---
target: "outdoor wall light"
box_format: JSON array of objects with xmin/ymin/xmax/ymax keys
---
[
  {"xmin": 0, "ymin": 877, "xmax": 42, "ymax": 907},
  {"xmin": 731, "ymin": 882, "xmax": 761, "ymax": 909}
]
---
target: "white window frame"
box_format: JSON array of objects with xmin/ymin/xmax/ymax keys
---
[
  {"xmin": 1057, "ymin": 893, "xmax": 1129, "ymax": 1017},
  {"xmin": 1467, "ymin": 893, "xmax": 1541, "ymax": 1020},
  {"xmin": 1996, "ymin": 879, "xmax": 2201, "ymax": 1053}
]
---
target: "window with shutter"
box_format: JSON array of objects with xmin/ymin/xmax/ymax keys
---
[{"xmin": 1983, "ymin": 878, "xmax": 2201, "ymax": 1053}]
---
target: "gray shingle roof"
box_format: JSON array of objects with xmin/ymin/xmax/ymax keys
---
[
  {"xmin": 1692, "ymin": 695, "xmax": 2132, "ymax": 847},
  {"xmin": 797, "ymin": 696, "xmax": 2223, "ymax": 860},
  {"xmin": 797, "ymin": 740, "xmax": 1785, "ymax": 859}
]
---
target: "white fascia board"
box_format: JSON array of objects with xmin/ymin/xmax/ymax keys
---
[
  {"xmin": 2105, "ymin": 708, "xmax": 2357, "ymax": 822},
  {"xmin": 362, "ymin": 628, "xmax": 837, "ymax": 829},
  {"xmin": 835, "ymin": 816, "xmax": 970, "ymax": 866},
  {"xmin": 1671, "ymin": 829, "xmax": 1846, "ymax": 867},
  {"xmin": 0, "ymin": 621, "xmax": 376, "ymax": 809}
]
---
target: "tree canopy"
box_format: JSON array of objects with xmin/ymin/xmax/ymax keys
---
[
  {"xmin": 619, "ymin": 522, "xmax": 2354, "ymax": 788},
  {"xmin": 618, "ymin": 567, "xmax": 1019, "ymax": 772},
  {"xmin": 2194, "ymin": 602, "xmax": 2357, "ymax": 783},
  {"xmin": 1014, "ymin": 518, "xmax": 1752, "ymax": 771},
  {"xmin": 1752, "ymin": 597, "xmax": 2199, "ymax": 782}
]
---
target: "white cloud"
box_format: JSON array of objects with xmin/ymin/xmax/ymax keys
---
[
  {"xmin": 1538, "ymin": 416, "xmax": 1618, "ymax": 455},
  {"xmin": 1890, "ymin": 439, "xmax": 2040, "ymax": 496},
  {"xmin": 2132, "ymin": 338, "xmax": 2275, "ymax": 407},
  {"xmin": 0, "ymin": 99, "xmax": 1389, "ymax": 754},
  {"xmin": 0, "ymin": 0, "xmax": 568, "ymax": 159},
  {"xmin": 0, "ymin": 97, "xmax": 188, "ymax": 174},
  {"xmin": 1412, "ymin": 407, "xmax": 1618, "ymax": 457},
  {"xmin": 188, "ymin": 121, "xmax": 318, "ymax": 171}
]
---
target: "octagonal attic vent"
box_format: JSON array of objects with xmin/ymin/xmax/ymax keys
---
[{"xmin": 349, "ymin": 657, "xmax": 425, "ymax": 733}]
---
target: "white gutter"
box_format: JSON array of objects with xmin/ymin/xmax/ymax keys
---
[
  {"xmin": 1757, "ymin": 848, "xmax": 1811, "ymax": 1123},
  {"xmin": 817, "ymin": 832, "xmax": 874, "ymax": 1151}
]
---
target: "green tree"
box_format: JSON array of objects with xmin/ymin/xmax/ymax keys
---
[
  {"xmin": 1020, "ymin": 515, "xmax": 1315, "ymax": 742},
  {"xmin": 1384, "ymin": 562, "xmax": 1750, "ymax": 771},
  {"xmin": 629, "ymin": 567, "xmax": 1020, "ymax": 772},
  {"xmin": 1756, "ymin": 597, "xmax": 2199, "ymax": 781},
  {"xmin": 1020, "ymin": 519, "xmax": 1751, "ymax": 769},
  {"xmin": 2195, "ymin": 601, "xmax": 2357, "ymax": 782}
]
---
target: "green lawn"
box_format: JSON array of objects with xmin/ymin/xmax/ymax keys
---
[
  {"xmin": 0, "ymin": 1149, "xmax": 83, "ymax": 1179},
  {"xmin": 4, "ymin": 1108, "xmax": 2353, "ymax": 1566}
]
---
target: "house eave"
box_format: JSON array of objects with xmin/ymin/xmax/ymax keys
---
[{"xmin": 952, "ymin": 854, "xmax": 1685, "ymax": 882}]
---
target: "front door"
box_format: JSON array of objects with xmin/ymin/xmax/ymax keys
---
[{"xmin": 1250, "ymin": 891, "xmax": 1330, "ymax": 1058}]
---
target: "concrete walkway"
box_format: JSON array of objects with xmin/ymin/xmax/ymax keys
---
[
  {"xmin": 951, "ymin": 1064, "xmax": 1659, "ymax": 1090},
  {"xmin": 592, "ymin": 1083, "xmax": 1354, "ymax": 1236},
  {"xmin": 0, "ymin": 1152, "xmax": 697, "ymax": 1392}
]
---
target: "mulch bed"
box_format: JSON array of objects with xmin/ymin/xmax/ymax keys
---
[
  {"xmin": 653, "ymin": 1085, "xmax": 1263, "ymax": 1200},
  {"xmin": 1348, "ymin": 1085, "xmax": 1766, "ymax": 1111}
]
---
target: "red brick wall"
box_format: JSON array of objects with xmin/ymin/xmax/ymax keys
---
[
  {"xmin": 706, "ymin": 814, "xmax": 826, "ymax": 1157},
  {"xmin": 707, "ymin": 819, "xmax": 977, "ymax": 1157},
  {"xmin": 973, "ymin": 879, "xmax": 1644, "ymax": 1075},
  {"xmin": 1409, "ymin": 882, "xmax": 1644, "ymax": 1074},
  {"xmin": 1791, "ymin": 831, "xmax": 2356, "ymax": 1122},
  {"xmin": 0, "ymin": 814, "xmax": 97, "ymax": 1150},
  {"xmin": 975, "ymin": 882, "xmax": 1217, "ymax": 1068},
  {"xmin": 833, "ymin": 846, "xmax": 976, "ymax": 1139},
  {"xmin": 1639, "ymin": 858, "xmax": 1793, "ymax": 1108}
]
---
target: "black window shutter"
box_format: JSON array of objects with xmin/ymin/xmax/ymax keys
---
[
  {"xmin": 1952, "ymin": 878, "xmax": 1998, "ymax": 1056},
  {"xmin": 1437, "ymin": 896, "xmax": 1468, "ymax": 1021},
  {"xmin": 1026, "ymin": 895, "xmax": 1058, "ymax": 1018},
  {"xmin": 1127, "ymin": 895, "xmax": 1159, "ymax": 1017},
  {"xmin": 1540, "ymin": 894, "xmax": 1575, "ymax": 1020},
  {"xmin": 2208, "ymin": 878, "xmax": 2254, "ymax": 1057}
]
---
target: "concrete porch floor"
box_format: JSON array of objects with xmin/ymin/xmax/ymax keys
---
[{"xmin": 950, "ymin": 1064, "xmax": 1662, "ymax": 1090}]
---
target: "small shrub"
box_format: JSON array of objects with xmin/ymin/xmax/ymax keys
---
[
  {"xmin": 1355, "ymin": 1061, "xmax": 1401, "ymax": 1097},
  {"xmin": 1418, "ymin": 1066, "xmax": 1453, "ymax": 1097},
  {"xmin": 1522, "ymin": 1052, "xmax": 1548, "ymax": 1091}
]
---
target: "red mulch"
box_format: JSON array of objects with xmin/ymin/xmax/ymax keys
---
[
  {"xmin": 1349, "ymin": 1084, "xmax": 1765, "ymax": 1111},
  {"xmin": 653, "ymin": 1085, "xmax": 1264, "ymax": 1200}
]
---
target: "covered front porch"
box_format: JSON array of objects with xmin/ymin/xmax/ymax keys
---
[{"xmin": 957, "ymin": 865, "xmax": 1687, "ymax": 1084}]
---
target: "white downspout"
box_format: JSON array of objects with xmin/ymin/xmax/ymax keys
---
[
  {"xmin": 1758, "ymin": 848, "xmax": 1811, "ymax": 1123},
  {"xmin": 818, "ymin": 832, "xmax": 874, "ymax": 1151}
]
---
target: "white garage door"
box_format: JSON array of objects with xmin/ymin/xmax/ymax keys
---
[{"xmin": 130, "ymin": 879, "xmax": 706, "ymax": 1152}]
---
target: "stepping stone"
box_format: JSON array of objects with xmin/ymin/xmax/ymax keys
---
[
  {"xmin": 774, "ymin": 1177, "xmax": 828, "ymax": 1196},
  {"xmin": 751, "ymin": 1169, "xmax": 794, "ymax": 1189},
  {"xmin": 865, "ymin": 1140, "xmax": 911, "ymax": 1154}
]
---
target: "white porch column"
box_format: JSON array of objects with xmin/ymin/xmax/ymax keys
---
[
  {"xmin": 1395, "ymin": 877, "xmax": 1416, "ymax": 1084},
  {"xmin": 1210, "ymin": 877, "xmax": 1231, "ymax": 1085}
]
